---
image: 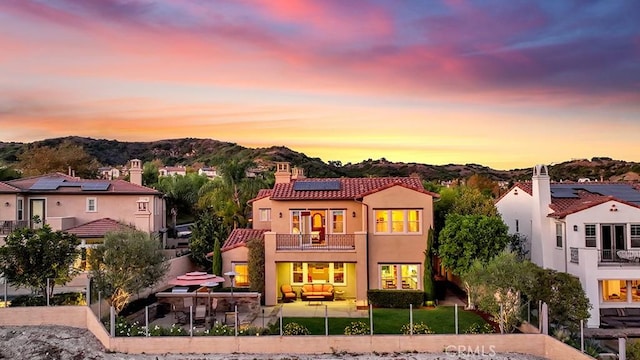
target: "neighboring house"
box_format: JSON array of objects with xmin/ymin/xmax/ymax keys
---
[
  {"xmin": 98, "ymin": 166, "xmax": 121, "ymax": 180},
  {"xmin": 0, "ymin": 159, "xmax": 165, "ymax": 243},
  {"xmin": 159, "ymin": 166, "xmax": 187, "ymax": 177},
  {"xmin": 65, "ymin": 217, "xmax": 134, "ymax": 271},
  {"xmin": 198, "ymin": 167, "xmax": 219, "ymax": 179},
  {"xmin": 221, "ymin": 162, "xmax": 438, "ymax": 307},
  {"xmin": 496, "ymin": 164, "xmax": 640, "ymax": 328}
]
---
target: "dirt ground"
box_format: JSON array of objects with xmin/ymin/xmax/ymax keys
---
[{"xmin": 0, "ymin": 325, "xmax": 549, "ymax": 360}]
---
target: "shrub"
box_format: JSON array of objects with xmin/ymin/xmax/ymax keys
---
[
  {"xmin": 238, "ymin": 325, "xmax": 270, "ymax": 336},
  {"xmin": 629, "ymin": 340, "xmax": 640, "ymax": 360},
  {"xmin": 8, "ymin": 292, "xmax": 86, "ymax": 307},
  {"xmin": 283, "ymin": 322, "xmax": 310, "ymax": 335},
  {"xmin": 112, "ymin": 317, "xmax": 146, "ymax": 337},
  {"xmin": 367, "ymin": 290, "xmax": 424, "ymax": 308},
  {"xmin": 401, "ymin": 322, "xmax": 434, "ymax": 335},
  {"xmin": 463, "ymin": 323, "xmax": 494, "ymax": 334},
  {"xmin": 344, "ymin": 321, "xmax": 370, "ymax": 335}
]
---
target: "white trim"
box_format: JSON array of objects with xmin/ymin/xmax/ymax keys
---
[
  {"xmin": 86, "ymin": 197, "xmax": 97, "ymax": 213},
  {"xmin": 290, "ymin": 262, "xmax": 346, "ymax": 286}
]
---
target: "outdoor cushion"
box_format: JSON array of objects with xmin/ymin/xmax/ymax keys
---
[
  {"xmin": 600, "ymin": 308, "xmax": 618, "ymax": 317},
  {"xmin": 625, "ymin": 308, "xmax": 640, "ymax": 316}
]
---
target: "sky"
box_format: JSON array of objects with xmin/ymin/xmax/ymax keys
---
[{"xmin": 0, "ymin": 1, "xmax": 639, "ymax": 170}]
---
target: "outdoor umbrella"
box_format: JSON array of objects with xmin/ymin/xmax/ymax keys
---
[{"xmin": 168, "ymin": 271, "xmax": 225, "ymax": 286}]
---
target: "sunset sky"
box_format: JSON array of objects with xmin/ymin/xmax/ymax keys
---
[{"xmin": 1, "ymin": 1, "xmax": 638, "ymax": 170}]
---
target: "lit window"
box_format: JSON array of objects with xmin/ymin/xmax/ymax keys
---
[
  {"xmin": 379, "ymin": 264, "xmax": 420, "ymax": 290},
  {"xmin": 233, "ymin": 263, "xmax": 249, "ymax": 287},
  {"xmin": 290, "ymin": 262, "xmax": 346, "ymax": 285},
  {"xmin": 374, "ymin": 209, "xmax": 422, "ymax": 234},
  {"xmin": 331, "ymin": 210, "xmax": 345, "ymax": 233},
  {"xmin": 86, "ymin": 198, "xmax": 97, "ymax": 212}
]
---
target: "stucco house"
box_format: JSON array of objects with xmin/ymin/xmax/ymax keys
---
[
  {"xmin": 0, "ymin": 159, "xmax": 165, "ymax": 244},
  {"xmin": 159, "ymin": 166, "xmax": 187, "ymax": 177},
  {"xmin": 496, "ymin": 164, "xmax": 640, "ymax": 328},
  {"xmin": 221, "ymin": 162, "xmax": 438, "ymax": 308}
]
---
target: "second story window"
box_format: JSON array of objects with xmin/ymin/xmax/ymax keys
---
[
  {"xmin": 331, "ymin": 210, "xmax": 345, "ymax": 233},
  {"xmin": 585, "ymin": 224, "xmax": 596, "ymax": 247},
  {"xmin": 86, "ymin": 198, "xmax": 97, "ymax": 213},
  {"xmin": 631, "ymin": 225, "xmax": 640, "ymax": 248},
  {"xmin": 556, "ymin": 223, "xmax": 563, "ymax": 248},
  {"xmin": 374, "ymin": 209, "xmax": 422, "ymax": 234},
  {"xmin": 259, "ymin": 208, "xmax": 271, "ymax": 222}
]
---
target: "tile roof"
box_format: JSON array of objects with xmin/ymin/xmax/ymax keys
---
[
  {"xmin": 222, "ymin": 228, "xmax": 267, "ymax": 252},
  {"xmin": 248, "ymin": 189, "xmax": 272, "ymax": 203},
  {"xmin": 0, "ymin": 182, "xmax": 20, "ymax": 193},
  {"xmin": 268, "ymin": 177, "xmax": 437, "ymax": 201},
  {"xmin": 6, "ymin": 173, "xmax": 160, "ymax": 194},
  {"xmin": 500, "ymin": 181, "xmax": 640, "ymax": 217},
  {"xmin": 65, "ymin": 218, "xmax": 133, "ymax": 238}
]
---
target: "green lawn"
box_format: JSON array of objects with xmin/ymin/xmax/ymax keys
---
[{"xmin": 279, "ymin": 306, "xmax": 489, "ymax": 335}]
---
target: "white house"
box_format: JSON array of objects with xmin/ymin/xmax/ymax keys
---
[
  {"xmin": 496, "ymin": 164, "xmax": 640, "ymax": 328},
  {"xmin": 159, "ymin": 166, "xmax": 187, "ymax": 177},
  {"xmin": 197, "ymin": 167, "xmax": 219, "ymax": 179}
]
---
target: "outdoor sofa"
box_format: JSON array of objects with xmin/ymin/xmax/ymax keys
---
[{"xmin": 300, "ymin": 283, "xmax": 334, "ymax": 301}]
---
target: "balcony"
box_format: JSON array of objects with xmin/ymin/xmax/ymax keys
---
[
  {"xmin": 0, "ymin": 220, "xmax": 29, "ymax": 235},
  {"xmin": 598, "ymin": 249, "xmax": 640, "ymax": 266},
  {"xmin": 276, "ymin": 234, "xmax": 355, "ymax": 251}
]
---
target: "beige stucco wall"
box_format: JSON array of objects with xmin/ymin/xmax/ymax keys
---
[
  {"xmin": 266, "ymin": 199, "xmax": 364, "ymax": 234},
  {"xmin": 16, "ymin": 193, "xmax": 164, "ymax": 233},
  {"xmin": 0, "ymin": 194, "xmax": 17, "ymax": 221},
  {"xmin": 222, "ymin": 246, "xmax": 249, "ymax": 279},
  {"xmin": 364, "ymin": 186, "xmax": 434, "ymax": 290},
  {"xmin": 0, "ymin": 306, "xmax": 593, "ymax": 359}
]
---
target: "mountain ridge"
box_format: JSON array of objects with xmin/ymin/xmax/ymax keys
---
[{"xmin": 1, "ymin": 136, "xmax": 638, "ymax": 182}]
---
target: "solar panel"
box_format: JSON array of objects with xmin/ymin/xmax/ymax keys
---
[
  {"xmin": 551, "ymin": 184, "xmax": 640, "ymax": 204},
  {"xmin": 293, "ymin": 180, "xmax": 341, "ymax": 191},
  {"xmin": 81, "ymin": 182, "xmax": 111, "ymax": 191},
  {"xmin": 30, "ymin": 178, "xmax": 65, "ymax": 190}
]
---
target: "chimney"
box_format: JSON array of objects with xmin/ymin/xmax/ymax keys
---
[
  {"xmin": 291, "ymin": 166, "xmax": 305, "ymax": 180},
  {"xmin": 531, "ymin": 164, "xmax": 551, "ymax": 267},
  {"xmin": 274, "ymin": 162, "xmax": 291, "ymax": 184},
  {"xmin": 130, "ymin": 159, "xmax": 143, "ymax": 186}
]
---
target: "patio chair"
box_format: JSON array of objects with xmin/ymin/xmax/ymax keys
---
[
  {"xmin": 281, "ymin": 284, "xmax": 297, "ymax": 302},
  {"xmin": 194, "ymin": 305, "xmax": 206, "ymax": 323}
]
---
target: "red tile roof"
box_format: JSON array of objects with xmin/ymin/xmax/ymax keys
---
[
  {"xmin": 6, "ymin": 173, "xmax": 160, "ymax": 194},
  {"xmin": 222, "ymin": 228, "xmax": 267, "ymax": 252},
  {"xmin": 268, "ymin": 177, "xmax": 437, "ymax": 201},
  {"xmin": 0, "ymin": 182, "xmax": 19, "ymax": 193},
  {"xmin": 248, "ymin": 189, "xmax": 272, "ymax": 203},
  {"xmin": 65, "ymin": 218, "xmax": 134, "ymax": 238},
  {"xmin": 501, "ymin": 181, "xmax": 640, "ymax": 216}
]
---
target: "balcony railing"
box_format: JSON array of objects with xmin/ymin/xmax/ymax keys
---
[
  {"xmin": 598, "ymin": 249, "xmax": 640, "ymax": 265},
  {"xmin": 276, "ymin": 234, "xmax": 355, "ymax": 251},
  {"xmin": 0, "ymin": 220, "xmax": 29, "ymax": 235}
]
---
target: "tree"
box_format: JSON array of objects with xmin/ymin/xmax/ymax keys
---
[
  {"xmin": 156, "ymin": 173, "xmax": 209, "ymax": 226},
  {"xmin": 212, "ymin": 237, "xmax": 222, "ymax": 277},
  {"xmin": 438, "ymin": 214, "xmax": 510, "ymax": 276},
  {"xmin": 0, "ymin": 167, "xmax": 20, "ymax": 181},
  {"xmin": 523, "ymin": 268, "xmax": 591, "ymax": 331},
  {"xmin": 18, "ymin": 140, "xmax": 100, "ymax": 178},
  {"xmin": 438, "ymin": 214, "xmax": 510, "ymax": 308},
  {"xmin": 247, "ymin": 237, "xmax": 265, "ymax": 303},
  {"xmin": 142, "ymin": 160, "xmax": 161, "ymax": 187},
  {"xmin": 464, "ymin": 251, "xmax": 536, "ymax": 333},
  {"xmin": 198, "ymin": 159, "xmax": 270, "ymax": 228},
  {"xmin": 466, "ymin": 174, "xmax": 499, "ymax": 198},
  {"xmin": 188, "ymin": 212, "xmax": 230, "ymax": 270},
  {"xmin": 88, "ymin": 229, "xmax": 168, "ymax": 314},
  {"xmin": 0, "ymin": 225, "xmax": 80, "ymax": 297},
  {"xmin": 451, "ymin": 186, "xmax": 498, "ymax": 217},
  {"xmin": 423, "ymin": 227, "xmax": 436, "ymax": 301}
]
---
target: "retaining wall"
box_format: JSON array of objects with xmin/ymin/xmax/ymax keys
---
[{"xmin": 0, "ymin": 306, "xmax": 593, "ymax": 359}]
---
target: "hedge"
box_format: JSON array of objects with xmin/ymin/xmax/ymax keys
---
[{"xmin": 367, "ymin": 290, "xmax": 424, "ymax": 308}]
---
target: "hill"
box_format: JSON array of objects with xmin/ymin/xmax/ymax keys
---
[{"xmin": 0, "ymin": 137, "xmax": 638, "ymax": 182}]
